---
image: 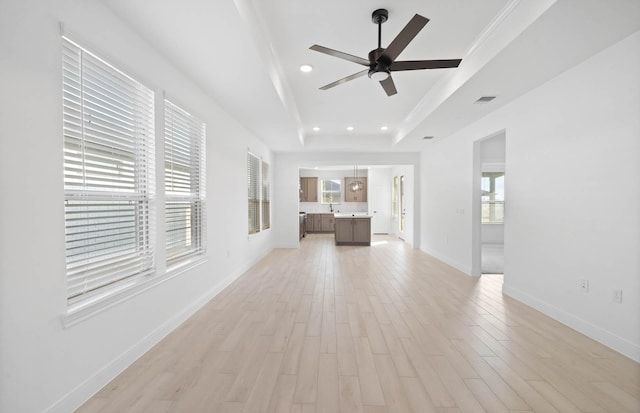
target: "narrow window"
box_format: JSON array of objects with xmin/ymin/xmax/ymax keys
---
[
  {"xmin": 481, "ymin": 172, "xmax": 505, "ymax": 223},
  {"xmin": 400, "ymin": 175, "xmax": 405, "ymax": 232},
  {"xmin": 164, "ymin": 100, "xmax": 206, "ymax": 264},
  {"xmin": 392, "ymin": 176, "xmax": 399, "ymax": 219},
  {"xmin": 247, "ymin": 152, "xmax": 260, "ymax": 234},
  {"xmin": 62, "ymin": 37, "xmax": 155, "ymax": 305},
  {"xmin": 261, "ymin": 161, "xmax": 270, "ymax": 230}
]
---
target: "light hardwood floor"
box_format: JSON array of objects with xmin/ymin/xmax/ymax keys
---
[{"xmin": 78, "ymin": 234, "xmax": 640, "ymax": 413}]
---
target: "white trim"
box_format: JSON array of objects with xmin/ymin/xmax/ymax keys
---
[
  {"xmin": 463, "ymin": 0, "xmax": 522, "ymax": 57},
  {"xmin": 503, "ymin": 284, "xmax": 640, "ymax": 363},
  {"xmin": 48, "ymin": 247, "xmax": 273, "ymax": 413},
  {"xmin": 420, "ymin": 246, "xmax": 473, "ymax": 276}
]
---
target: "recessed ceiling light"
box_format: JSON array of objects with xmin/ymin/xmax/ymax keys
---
[
  {"xmin": 312, "ymin": 126, "xmax": 320, "ymax": 131},
  {"xmin": 381, "ymin": 126, "xmax": 388, "ymax": 131},
  {"xmin": 346, "ymin": 126, "xmax": 354, "ymax": 131},
  {"xmin": 300, "ymin": 65, "xmax": 313, "ymax": 73}
]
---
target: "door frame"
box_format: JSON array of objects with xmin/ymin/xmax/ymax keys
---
[{"xmin": 471, "ymin": 129, "xmax": 506, "ymax": 277}]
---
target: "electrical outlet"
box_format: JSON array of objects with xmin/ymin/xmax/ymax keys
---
[
  {"xmin": 613, "ymin": 289, "xmax": 623, "ymax": 304},
  {"xmin": 580, "ymin": 279, "xmax": 589, "ymax": 293}
]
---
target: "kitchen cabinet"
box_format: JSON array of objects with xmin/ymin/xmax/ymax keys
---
[
  {"xmin": 334, "ymin": 217, "xmax": 371, "ymax": 245},
  {"xmin": 344, "ymin": 177, "xmax": 367, "ymax": 202},
  {"xmin": 300, "ymin": 177, "xmax": 318, "ymax": 202},
  {"xmin": 321, "ymin": 215, "xmax": 335, "ymax": 232},
  {"xmin": 305, "ymin": 215, "xmax": 315, "ymax": 232},
  {"xmin": 306, "ymin": 213, "xmax": 334, "ymax": 233}
]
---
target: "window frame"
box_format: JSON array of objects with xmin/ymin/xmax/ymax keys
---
[
  {"xmin": 247, "ymin": 152, "xmax": 261, "ymax": 235},
  {"xmin": 247, "ymin": 152, "xmax": 271, "ymax": 235},
  {"xmin": 320, "ymin": 178, "xmax": 342, "ymax": 204},
  {"xmin": 481, "ymin": 171, "xmax": 505, "ymax": 224},
  {"xmin": 392, "ymin": 176, "xmax": 399, "ymax": 219},
  {"xmin": 62, "ymin": 36, "xmax": 156, "ymax": 312},
  {"xmin": 261, "ymin": 161, "xmax": 270, "ymax": 230},
  {"xmin": 164, "ymin": 99, "xmax": 206, "ymax": 266}
]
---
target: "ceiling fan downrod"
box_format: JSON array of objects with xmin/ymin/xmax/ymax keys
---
[{"xmin": 370, "ymin": 9, "xmax": 390, "ymax": 81}]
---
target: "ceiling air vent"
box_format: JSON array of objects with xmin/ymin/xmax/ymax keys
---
[
  {"xmin": 422, "ymin": 136, "xmax": 434, "ymax": 140},
  {"xmin": 475, "ymin": 96, "xmax": 496, "ymax": 104}
]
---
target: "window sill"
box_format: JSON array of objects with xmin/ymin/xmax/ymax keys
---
[{"xmin": 62, "ymin": 256, "xmax": 208, "ymax": 328}]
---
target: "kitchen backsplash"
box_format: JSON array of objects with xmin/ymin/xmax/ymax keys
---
[{"xmin": 299, "ymin": 201, "xmax": 368, "ymax": 214}]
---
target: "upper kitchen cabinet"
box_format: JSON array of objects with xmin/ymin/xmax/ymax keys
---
[
  {"xmin": 344, "ymin": 177, "xmax": 367, "ymax": 202},
  {"xmin": 300, "ymin": 177, "xmax": 318, "ymax": 202}
]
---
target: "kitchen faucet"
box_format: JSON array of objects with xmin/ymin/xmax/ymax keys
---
[{"xmin": 329, "ymin": 203, "xmax": 333, "ymax": 213}]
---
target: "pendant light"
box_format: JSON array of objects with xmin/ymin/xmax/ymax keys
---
[{"xmin": 350, "ymin": 165, "xmax": 363, "ymax": 192}]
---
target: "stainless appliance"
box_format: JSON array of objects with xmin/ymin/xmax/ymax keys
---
[{"xmin": 299, "ymin": 212, "xmax": 306, "ymax": 240}]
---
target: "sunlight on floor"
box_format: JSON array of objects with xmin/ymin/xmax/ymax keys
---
[{"xmin": 371, "ymin": 240, "xmax": 389, "ymax": 246}]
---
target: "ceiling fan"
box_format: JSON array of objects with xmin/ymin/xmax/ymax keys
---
[{"xmin": 310, "ymin": 8, "xmax": 462, "ymax": 96}]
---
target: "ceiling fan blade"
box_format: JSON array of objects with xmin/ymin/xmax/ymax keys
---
[
  {"xmin": 382, "ymin": 14, "xmax": 429, "ymax": 62},
  {"xmin": 391, "ymin": 59, "xmax": 462, "ymax": 71},
  {"xmin": 319, "ymin": 69, "xmax": 368, "ymax": 90},
  {"xmin": 379, "ymin": 76, "xmax": 397, "ymax": 96},
  {"xmin": 310, "ymin": 45, "xmax": 370, "ymax": 66}
]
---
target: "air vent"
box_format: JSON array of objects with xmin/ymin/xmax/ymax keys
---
[
  {"xmin": 422, "ymin": 136, "xmax": 434, "ymax": 140},
  {"xmin": 475, "ymin": 96, "xmax": 496, "ymax": 104}
]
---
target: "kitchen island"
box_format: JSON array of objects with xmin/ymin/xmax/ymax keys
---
[{"xmin": 334, "ymin": 214, "xmax": 372, "ymax": 246}]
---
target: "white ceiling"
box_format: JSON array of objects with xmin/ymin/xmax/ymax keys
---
[{"xmin": 103, "ymin": 0, "xmax": 640, "ymax": 153}]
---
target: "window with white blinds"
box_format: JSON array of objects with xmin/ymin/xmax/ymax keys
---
[
  {"xmin": 247, "ymin": 152, "xmax": 260, "ymax": 234},
  {"xmin": 262, "ymin": 161, "xmax": 270, "ymax": 230},
  {"xmin": 62, "ymin": 37, "xmax": 155, "ymax": 305},
  {"xmin": 164, "ymin": 100, "xmax": 206, "ymax": 264}
]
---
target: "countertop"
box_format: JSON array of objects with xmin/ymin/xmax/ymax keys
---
[{"xmin": 334, "ymin": 213, "xmax": 372, "ymax": 219}]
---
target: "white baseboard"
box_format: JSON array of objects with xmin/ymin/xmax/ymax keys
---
[
  {"xmin": 503, "ymin": 284, "xmax": 640, "ymax": 363},
  {"xmin": 420, "ymin": 246, "xmax": 472, "ymax": 276},
  {"xmin": 277, "ymin": 242, "xmax": 303, "ymax": 248},
  {"xmin": 46, "ymin": 247, "xmax": 273, "ymax": 413}
]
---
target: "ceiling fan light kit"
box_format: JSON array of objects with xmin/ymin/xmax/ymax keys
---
[{"xmin": 310, "ymin": 8, "xmax": 462, "ymax": 96}]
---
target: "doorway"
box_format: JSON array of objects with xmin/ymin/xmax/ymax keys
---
[
  {"xmin": 391, "ymin": 166, "xmax": 413, "ymax": 246},
  {"xmin": 472, "ymin": 131, "xmax": 506, "ymax": 276}
]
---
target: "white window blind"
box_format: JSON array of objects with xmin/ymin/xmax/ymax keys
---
[
  {"xmin": 164, "ymin": 100, "xmax": 206, "ymax": 264},
  {"xmin": 247, "ymin": 152, "xmax": 260, "ymax": 234},
  {"xmin": 261, "ymin": 161, "xmax": 270, "ymax": 230},
  {"xmin": 62, "ymin": 37, "xmax": 155, "ymax": 304}
]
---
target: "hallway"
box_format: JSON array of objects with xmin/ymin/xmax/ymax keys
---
[{"xmin": 78, "ymin": 234, "xmax": 639, "ymax": 412}]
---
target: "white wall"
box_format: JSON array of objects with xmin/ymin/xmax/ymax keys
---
[
  {"xmin": 0, "ymin": 1, "xmax": 274, "ymax": 412},
  {"xmin": 274, "ymin": 152, "xmax": 420, "ymax": 248},
  {"xmin": 421, "ymin": 31, "xmax": 640, "ymax": 360}
]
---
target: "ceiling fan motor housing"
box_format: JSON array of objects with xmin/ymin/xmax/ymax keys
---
[{"xmin": 368, "ymin": 48, "xmax": 391, "ymax": 80}]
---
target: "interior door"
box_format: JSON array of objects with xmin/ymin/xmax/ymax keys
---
[{"xmin": 371, "ymin": 185, "xmax": 390, "ymax": 234}]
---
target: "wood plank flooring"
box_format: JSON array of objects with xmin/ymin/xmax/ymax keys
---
[{"xmin": 77, "ymin": 234, "xmax": 640, "ymax": 413}]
